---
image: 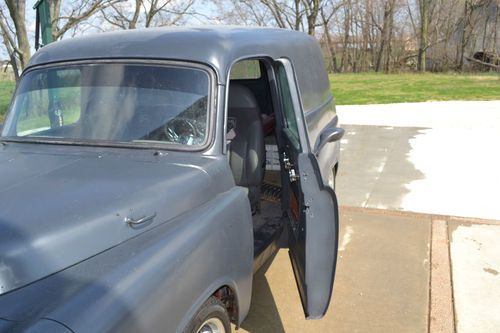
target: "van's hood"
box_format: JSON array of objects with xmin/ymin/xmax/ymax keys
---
[{"xmin": 0, "ymin": 144, "xmax": 219, "ymax": 295}]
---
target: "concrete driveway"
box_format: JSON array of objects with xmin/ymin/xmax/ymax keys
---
[
  {"xmin": 239, "ymin": 101, "xmax": 500, "ymax": 333},
  {"xmin": 336, "ymin": 100, "xmax": 500, "ymax": 220},
  {"xmin": 334, "ymin": 101, "xmax": 500, "ymax": 333}
]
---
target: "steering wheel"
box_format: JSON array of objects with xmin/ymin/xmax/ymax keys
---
[{"xmin": 164, "ymin": 118, "xmax": 199, "ymax": 144}]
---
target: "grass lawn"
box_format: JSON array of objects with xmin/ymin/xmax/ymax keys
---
[
  {"xmin": 0, "ymin": 80, "xmax": 15, "ymax": 122},
  {"xmin": 1, "ymin": 73, "xmax": 499, "ymax": 122},
  {"xmin": 330, "ymin": 72, "xmax": 500, "ymax": 105}
]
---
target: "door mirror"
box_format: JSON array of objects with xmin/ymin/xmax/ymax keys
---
[{"xmin": 315, "ymin": 127, "xmax": 344, "ymax": 154}]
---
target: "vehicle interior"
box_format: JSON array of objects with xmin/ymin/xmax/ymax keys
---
[{"xmin": 226, "ymin": 59, "xmax": 289, "ymax": 273}]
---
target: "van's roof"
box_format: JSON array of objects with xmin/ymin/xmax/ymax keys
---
[{"xmin": 28, "ymin": 26, "xmax": 331, "ymax": 113}]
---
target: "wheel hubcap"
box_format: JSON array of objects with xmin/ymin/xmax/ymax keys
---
[{"xmin": 197, "ymin": 318, "xmax": 226, "ymax": 333}]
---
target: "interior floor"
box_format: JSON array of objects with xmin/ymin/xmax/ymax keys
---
[
  {"xmin": 252, "ymin": 199, "xmax": 282, "ymax": 230},
  {"xmin": 252, "ymin": 173, "xmax": 285, "ymax": 273},
  {"xmin": 253, "ymin": 171, "xmax": 283, "ymax": 231}
]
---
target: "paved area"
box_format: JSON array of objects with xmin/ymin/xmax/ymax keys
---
[
  {"xmin": 336, "ymin": 101, "xmax": 500, "ymax": 220},
  {"xmin": 449, "ymin": 222, "xmax": 500, "ymax": 333},
  {"xmin": 238, "ymin": 209, "xmax": 431, "ymax": 333},
  {"xmin": 239, "ymin": 101, "xmax": 500, "ymax": 332},
  {"xmin": 336, "ymin": 125, "xmax": 426, "ymax": 209},
  {"xmin": 331, "ymin": 101, "xmax": 500, "ymax": 333},
  {"xmin": 238, "ymin": 209, "xmax": 500, "ymax": 333}
]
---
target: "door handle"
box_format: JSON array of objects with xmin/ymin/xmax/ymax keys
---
[
  {"xmin": 315, "ymin": 127, "xmax": 345, "ymax": 154},
  {"xmin": 125, "ymin": 213, "xmax": 157, "ymax": 225}
]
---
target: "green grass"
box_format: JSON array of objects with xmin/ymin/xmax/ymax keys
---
[
  {"xmin": 16, "ymin": 107, "xmax": 80, "ymax": 134},
  {"xmin": 0, "ymin": 80, "xmax": 15, "ymax": 122},
  {"xmin": 330, "ymin": 72, "xmax": 500, "ymax": 105},
  {"xmin": 1, "ymin": 73, "xmax": 499, "ymax": 122}
]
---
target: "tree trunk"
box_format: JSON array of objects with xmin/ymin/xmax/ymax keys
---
[
  {"xmin": 321, "ymin": 9, "xmax": 339, "ymax": 72},
  {"xmin": 302, "ymin": 0, "xmax": 320, "ymax": 35},
  {"xmin": 417, "ymin": 0, "xmax": 429, "ymax": 72},
  {"xmin": 459, "ymin": 1, "xmax": 469, "ymax": 71},
  {"xmin": 129, "ymin": 0, "xmax": 142, "ymax": 29},
  {"xmin": 361, "ymin": 0, "xmax": 371, "ymax": 71},
  {"xmin": 5, "ymin": 0, "xmax": 30, "ymax": 74},
  {"xmin": 493, "ymin": 2, "xmax": 499, "ymax": 54},
  {"xmin": 375, "ymin": 1, "xmax": 393, "ymax": 72},
  {"xmin": 50, "ymin": 0, "xmax": 62, "ymax": 41},
  {"xmin": 384, "ymin": 1, "xmax": 395, "ymax": 73},
  {"xmin": 341, "ymin": 1, "xmax": 351, "ymax": 71}
]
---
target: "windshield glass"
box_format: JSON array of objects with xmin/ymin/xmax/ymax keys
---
[{"xmin": 1, "ymin": 63, "xmax": 211, "ymax": 147}]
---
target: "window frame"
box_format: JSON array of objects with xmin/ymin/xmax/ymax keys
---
[{"xmin": 1, "ymin": 59, "xmax": 217, "ymax": 152}]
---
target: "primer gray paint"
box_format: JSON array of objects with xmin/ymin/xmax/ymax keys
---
[{"xmin": 1, "ymin": 26, "xmax": 342, "ymax": 332}]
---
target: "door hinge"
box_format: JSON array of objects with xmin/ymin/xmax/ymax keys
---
[{"xmin": 282, "ymin": 153, "xmax": 293, "ymax": 170}]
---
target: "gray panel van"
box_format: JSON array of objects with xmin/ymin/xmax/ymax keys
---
[{"xmin": 0, "ymin": 26, "xmax": 344, "ymax": 333}]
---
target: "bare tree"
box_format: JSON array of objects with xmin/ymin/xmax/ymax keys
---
[
  {"xmin": 101, "ymin": 0, "xmax": 196, "ymax": 29},
  {"xmin": 49, "ymin": 0, "xmax": 120, "ymax": 40},
  {"xmin": 212, "ymin": 0, "xmax": 326, "ymax": 34},
  {"xmin": 302, "ymin": 0, "xmax": 321, "ymax": 34},
  {"xmin": 320, "ymin": 1, "xmax": 343, "ymax": 71},
  {"xmin": 212, "ymin": 0, "xmax": 272, "ymax": 26},
  {"xmin": 3, "ymin": 0, "xmax": 494, "ymax": 76},
  {"xmin": 0, "ymin": 0, "xmax": 30, "ymax": 81},
  {"xmin": 417, "ymin": 0, "xmax": 431, "ymax": 71},
  {"xmin": 494, "ymin": 1, "xmax": 499, "ymax": 53},
  {"xmin": 340, "ymin": 0, "xmax": 351, "ymax": 71},
  {"xmin": 374, "ymin": 0, "xmax": 397, "ymax": 72},
  {"xmin": 258, "ymin": 0, "xmax": 304, "ymax": 30},
  {"xmin": 0, "ymin": 0, "xmax": 122, "ymax": 79}
]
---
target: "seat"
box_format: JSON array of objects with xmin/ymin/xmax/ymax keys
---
[{"xmin": 227, "ymin": 83, "xmax": 265, "ymax": 213}]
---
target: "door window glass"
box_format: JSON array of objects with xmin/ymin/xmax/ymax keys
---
[{"xmin": 276, "ymin": 64, "xmax": 300, "ymax": 149}]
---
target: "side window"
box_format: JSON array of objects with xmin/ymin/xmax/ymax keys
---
[
  {"xmin": 16, "ymin": 69, "xmax": 81, "ymax": 136},
  {"xmin": 276, "ymin": 63, "xmax": 300, "ymax": 148},
  {"xmin": 230, "ymin": 60, "xmax": 261, "ymax": 80}
]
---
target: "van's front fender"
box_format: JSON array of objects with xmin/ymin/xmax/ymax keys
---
[{"xmin": 0, "ymin": 187, "xmax": 254, "ymax": 333}]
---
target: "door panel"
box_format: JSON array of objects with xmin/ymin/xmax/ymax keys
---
[{"xmin": 276, "ymin": 60, "xmax": 339, "ymax": 319}]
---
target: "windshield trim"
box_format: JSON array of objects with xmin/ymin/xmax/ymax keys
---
[{"xmin": 1, "ymin": 59, "xmax": 217, "ymax": 152}]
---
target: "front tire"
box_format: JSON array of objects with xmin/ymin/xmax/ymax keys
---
[{"xmin": 184, "ymin": 296, "xmax": 231, "ymax": 333}]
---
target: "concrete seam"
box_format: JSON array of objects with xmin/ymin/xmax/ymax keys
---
[
  {"xmin": 429, "ymin": 219, "xmax": 455, "ymax": 333},
  {"xmin": 427, "ymin": 217, "xmax": 433, "ymax": 333},
  {"xmin": 446, "ymin": 220, "xmax": 457, "ymax": 333}
]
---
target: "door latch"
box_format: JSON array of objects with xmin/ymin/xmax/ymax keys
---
[
  {"xmin": 283, "ymin": 153, "xmax": 293, "ymax": 170},
  {"xmin": 289, "ymin": 168, "xmax": 300, "ymax": 182}
]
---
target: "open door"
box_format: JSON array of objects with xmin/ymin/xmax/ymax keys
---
[{"xmin": 275, "ymin": 60, "xmax": 339, "ymax": 319}]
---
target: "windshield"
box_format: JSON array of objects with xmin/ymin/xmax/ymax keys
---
[{"xmin": 1, "ymin": 62, "xmax": 211, "ymax": 148}]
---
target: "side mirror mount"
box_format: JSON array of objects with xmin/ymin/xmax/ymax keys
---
[{"xmin": 315, "ymin": 127, "xmax": 344, "ymax": 154}]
